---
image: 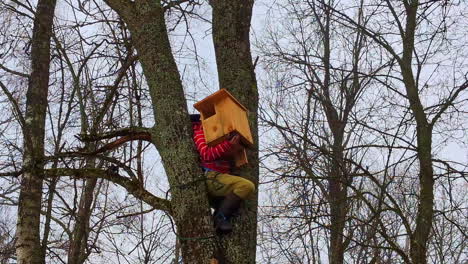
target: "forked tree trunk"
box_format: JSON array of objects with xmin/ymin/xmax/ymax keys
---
[
  {"xmin": 321, "ymin": 4, "xmax": 348, "ymax": 262},
  {"xmin": 102, "ymin": 0, "xmax": 259, "ymax": 262},
  {"xmin": 210, "ymin": 0, "xmax": 259, "ymax": 263},
  {"xmin": 15, "ymin": 0, "xmax": 57, "ymax": 262},
  {"xmin": 102, "ymin": 1, "xmax": 217, "ymax": 262}
]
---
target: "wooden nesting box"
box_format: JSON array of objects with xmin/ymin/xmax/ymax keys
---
[{"xmin": 194, "ymin": 89, "xmax": 254, "ymax": 167}]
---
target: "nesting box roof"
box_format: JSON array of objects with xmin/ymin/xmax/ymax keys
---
[{"xmin": 193, "ymin": 89, "xmax": 248, "ymax": 112}]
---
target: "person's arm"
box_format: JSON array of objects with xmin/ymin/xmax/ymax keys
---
[
  {"xmin": 220, "ymin": 133, "xmax": 244, "ymax": 159},
  {"xmin": 193, "ymin": 125, "xmax": 233, "ymax": 161}
]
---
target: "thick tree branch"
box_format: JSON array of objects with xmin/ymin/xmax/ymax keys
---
[
  {"xmin": 0, "ymin": 170, "xmax": 23, "ymax": 177},
  {"xmin": 76, "ymin": 127, "xmax": 153, "ymax": 155},
  {"xmin": 77, "ymin": 127, "xmax": 152, "ymax": 142},
  {"xmin": 103, "ymin": 0, "xmax": 135, "ymax": 21},
  {"xmin": 116, "ymin": 207, "xmax": 156, "ymax": 219},
  {"xmin": 91, "ymin": 133, "xmax": 152, "ymax": 155},
  {"xmin": 44, "ymin": 168, "xmax": 171, "ymax": 212},
  {"xmin": 47, "ymin": 153, "xmax": 139, "ymax": 180}
]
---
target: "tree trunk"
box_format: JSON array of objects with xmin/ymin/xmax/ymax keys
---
[
  {"xmin": 15, "ymin": 0, "xmax": 57, "ymax": 262},
  {"xmin": 68, "ymin": 177, "xmax": 97, "ymax": 264},
  {"xmin": 323, "ymin": 88, "xmax": 348, "ymax": 264},
  {"xmin": 210, "ymin": 0, "xmax": 259, "ymax": 263},
  {"xmin": 327, "ymin": 144, "xmax": 347, "ymax": 264},
  {"xmin": 321, "ymin": 5, "xmax": 348, "ymax": 262},
  {"xmin": 103, "ymin": 1, "xmax": 217, "ymax": 262},
  {"xmin": 400, "ymin": 2, "xmax": 434, "ymax": 263}
]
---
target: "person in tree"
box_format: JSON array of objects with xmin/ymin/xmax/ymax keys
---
[{"xmin": 190, "ymin": 114, "xmax": 255, "ymax": 234}]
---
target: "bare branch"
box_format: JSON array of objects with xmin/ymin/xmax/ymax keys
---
[
  {"xmin": 77, "ymin": 127, "xmax": 152, "ymax": 142},
  {"xmin": 93, "ymin": 54, "xmax": 139, "ymax": 128},
  {"xmin": 116, "ymin": 207, "xmax": 156, "ymax": 219},
  {"xmin": 103, "ymin": 0, "xmax": 135, "ymax": 21},
  {"xmin": 0, "ymin": 63, "xmax": 30, "ymax": 78},
  {"xmin": 0, "ymin": 80, "xmax": 26, "ymax": 128},
  {"xmin": 44, "ymin": 168, "xmax": 171, "ymax": 212},
  {"xmin": 0, "ymin": 170, "xmax": 23, "ymax": 177},
  {"xmin": 75, "ymin": 127, "xmax": 153, "ymax": 155},
  {"xmin": 430, "ymin": 80, "xmax": 468, "ymax": 126}
]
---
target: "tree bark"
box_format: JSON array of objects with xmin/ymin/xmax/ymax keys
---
[
  {"xmin": 327, "ymin": 144, "xmax": 347, "ymax": 264},
  {"xmin": 68, "ymin": 176, "xmax": 97, "ymax": 264},
  {"xmin": 210, "ymin": 0, "xmax": 259, "ymax": 263},
  {"xmin": 15, "ymin": 0, "xmax": 57, "ymax": 262},
  {"xmin": 103, "ymin": 0, "xmax": 217, "ymax": 262},
  {"xmin": 400, "ymin": 2, "xmax": 434, "ymax": 263},
  {"xmin": 321, "ymin": 5, "xmax": 348, "ymax": 263}
]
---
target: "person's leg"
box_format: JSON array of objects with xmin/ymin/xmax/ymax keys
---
[
  {"xmin": 206, "ymin": 172, "xmax": 255, "ymax": 234},
  {"xmin": 206, "ymin": 172, "xmax": 255, "ymax": 199},
  {"xmin": 208, "ymin": 195, "xmax": 224, "ymax": 210}
]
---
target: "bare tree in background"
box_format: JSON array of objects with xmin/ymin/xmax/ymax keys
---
[
  {"xmin": 14, "ymin": 0, "xmax": 57, "ymax": 262},
  {"xmin": 258, "ymin": 0, "xmax": 385, "ymax": 263},
  {"xmin": 258, "ymin": 0, "xmax": 467, "ymax": 263},
  {"xmin": 327, "ymin": 1, "xmax": 468, "ymax": 263}
]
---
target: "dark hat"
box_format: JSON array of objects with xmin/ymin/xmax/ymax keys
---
[{"xmin": 189, "ymin": 114, "xmax": 201, "ymax": 122}]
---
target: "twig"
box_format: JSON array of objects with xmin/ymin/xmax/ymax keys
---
[{"xmin": 116, "ymin": 207, "xmax": 156, "ymax": 219}]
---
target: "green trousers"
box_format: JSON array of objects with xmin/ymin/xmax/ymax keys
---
[{"xmin": 205, "ymin": 171, "xmax": 255, "ymax": 199}]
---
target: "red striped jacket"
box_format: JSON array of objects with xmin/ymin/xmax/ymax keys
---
[{"xmin": 192, "ymin": 122, "xmax": 232, "ymax": 173}]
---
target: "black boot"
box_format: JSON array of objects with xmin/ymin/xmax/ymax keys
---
[
  {"xmin": 214, "ymin": 192, "xmax": 242, "ymax": 235},
  {"xmin": 213, "ymin": 211, "xmax": 232, "ymax": 234}
]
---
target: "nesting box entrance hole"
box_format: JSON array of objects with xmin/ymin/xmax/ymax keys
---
[{"xmin": 199, "ymin": 103, "xmax": 216, "ymax": 120}]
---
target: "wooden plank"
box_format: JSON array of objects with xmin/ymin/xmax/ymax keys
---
[
  {"xmin": 194, "ymin": 89, "xmax": 248, "ymax": 112},
  {"xmin": 202, "ymin": 114, "xmax": 225, "ymax": 146},
  {"xmin": 218, "ymin": 97, "xmax": 253, "ymax": 146},
  {"xmin": 234, "ymin": 148, "xmax": 248, "ymax": 167}
]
